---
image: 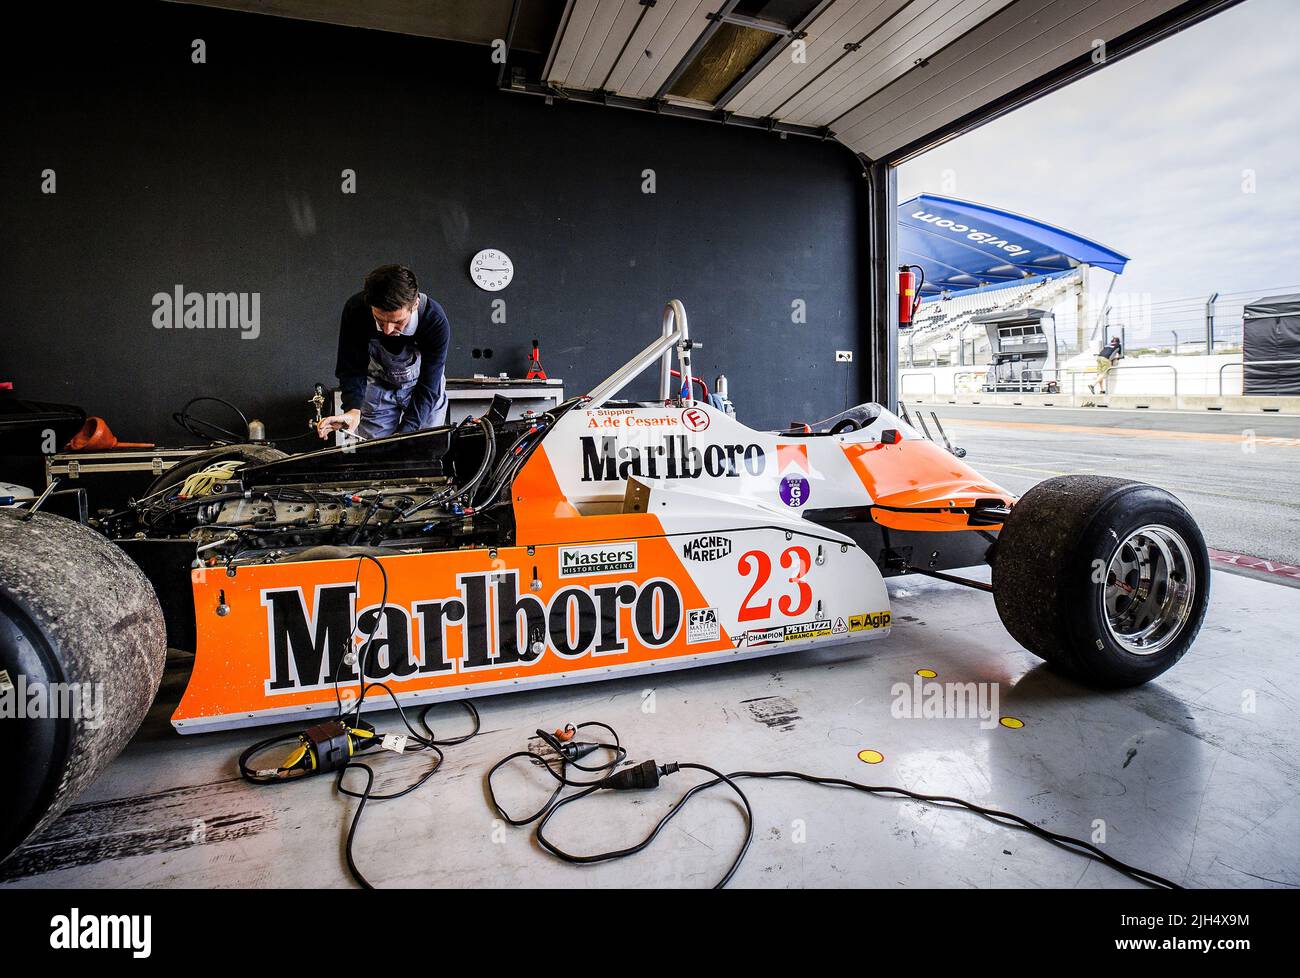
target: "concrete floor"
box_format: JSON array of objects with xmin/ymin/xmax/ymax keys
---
[{"xmin": 3, "ymin": 567, "xmax": 1297, "ymax": 889}]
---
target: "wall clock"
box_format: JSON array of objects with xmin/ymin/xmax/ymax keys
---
[{"xmin": 470, "ymin": 248, "xmax": 513, "ymax": 291}]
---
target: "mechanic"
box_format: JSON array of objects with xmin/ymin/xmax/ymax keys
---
[
  {"xmin": 317, "ymin": 264, "xmax": 451, "ymax": 440},
  {"xmin": 1090, "ymin": 335, "xmax": 1123, "ymax": 396}
]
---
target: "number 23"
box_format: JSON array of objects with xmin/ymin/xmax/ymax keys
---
[{"xmin": 738, "ymin": 546, "xmax": 812, "ymax": 621}]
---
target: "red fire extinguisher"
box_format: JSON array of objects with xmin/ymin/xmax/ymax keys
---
[{"xmin": 898, "ymin": 265, "xmax": 923, "ymax": 326}]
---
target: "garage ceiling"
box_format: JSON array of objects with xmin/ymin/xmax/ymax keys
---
[
  {"xmin": 540, "ymin": 0, "xmax": 1234, "ymax": 159},
  {"xmin": 171, "ymin": 0, "xmax": 1237, "ymax": 162}
]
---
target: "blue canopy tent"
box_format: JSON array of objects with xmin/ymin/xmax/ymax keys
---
[{"xmin": 899, "ymin": 195, "xmax": 1128, "ymax": 298}]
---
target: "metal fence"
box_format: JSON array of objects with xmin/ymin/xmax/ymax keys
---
[{"xmin": 904, "ymin": 354, "xmax": 1300, "ymax": 408}]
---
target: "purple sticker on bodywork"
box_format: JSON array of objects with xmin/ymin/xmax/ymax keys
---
[{"xmin": 779, "ymin": 473, "xmax": 810, "ymax": 508}]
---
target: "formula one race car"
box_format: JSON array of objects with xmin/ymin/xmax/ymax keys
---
[{"xmin": 0, "ymin": 300, "xmax": 1211, "ymax": 860}]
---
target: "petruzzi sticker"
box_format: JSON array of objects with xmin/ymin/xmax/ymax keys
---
[{"xmin": 783, "ymin": 619, "xmax": 833, "ymax": 642}]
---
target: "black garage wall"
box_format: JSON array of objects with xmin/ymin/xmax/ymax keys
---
[{"xmin": 0, "ymin": 2, "xmax": 867, "ymax": 447}]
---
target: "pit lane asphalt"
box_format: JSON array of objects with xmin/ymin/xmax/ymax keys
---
[{"xmin": 912, "ymin": 403, "xmax": 1300, "ymax": 568}]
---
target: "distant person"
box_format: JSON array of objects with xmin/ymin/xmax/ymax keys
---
[
  {"xmin": 1090, "ymin": 336, "xmax": 1123, "ymax": 395},
  {"xmin": 316, "ymin": 264, "xmax": 451, "ymax": 441}
]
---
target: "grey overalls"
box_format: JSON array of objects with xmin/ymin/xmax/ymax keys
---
[{"xmin": 357, "ymin": 294, "xmax": 448, "ymax": 438}]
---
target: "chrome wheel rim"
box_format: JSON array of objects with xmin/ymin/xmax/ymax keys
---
[{"xmin": 1103, "ymin": 524, "xmax": 1196, "ymax": 656}]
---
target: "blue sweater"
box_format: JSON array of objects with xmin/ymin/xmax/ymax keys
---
[{"xmin": 335, "ymin": 291, "xmax": 451, "ymax": 430}]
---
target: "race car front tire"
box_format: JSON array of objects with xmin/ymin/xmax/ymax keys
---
[
  {"xmin": 0, "ymin": 510, "xmax": 167, "ymax": 863},
  {"xmin": 991, "ymin": 475, "xmax": 1210, "ymax": 687}
]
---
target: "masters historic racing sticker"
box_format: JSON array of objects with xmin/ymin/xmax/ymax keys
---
[{"xmin": 558, "ymin": 542, "xmax": 637, "ymax": 577}]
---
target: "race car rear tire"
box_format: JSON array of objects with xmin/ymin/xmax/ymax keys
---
[
  {"xmin": 991, "ymin": 475, "xmax": 1210, "ymax": 687},
  {"xmin": 0, "ymin": 510, "xmax": 167, "ymax": 863},
  {"xmin": 144, "ymin": 443, "xmax": 287, "ymax": 499}
]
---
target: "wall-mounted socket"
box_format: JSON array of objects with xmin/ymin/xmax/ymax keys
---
[{"xmin": 835, "ymin": 350, "xmax": 854, "ymax": 362}]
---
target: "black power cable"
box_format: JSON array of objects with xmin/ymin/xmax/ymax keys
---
[
  {"xmin": 487, "ymin": 721, "xmax": 627, "ymax": 826},
  {"xmin": 242, "ymin": 690, "xmax": 1180, "ymax": 888},
  {"xmin": 333, "ymin": 691, "xmax": 479, "ymax": 889},
  {"xmin": 173, "ymin": 395, "xmax": 250, "ymax": 444},
  {"xmin": 487, "ymin": 723, "xmax": 1182, "ymax": 890},
  {"xmin": 237, "ymin": 694, "xmax": 480, "ymax": 888},
  {"xmin": 237, "ymin": 552, "xmax": 482, "ymax": 888},
  {"xmin": 173, "ymin": 393, "xmax": 322, "ymax": 446}
]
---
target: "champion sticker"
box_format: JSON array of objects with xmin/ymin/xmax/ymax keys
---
[{"xmin": 745, "ymin": 626, "xmax": 785, "ymax": 648}]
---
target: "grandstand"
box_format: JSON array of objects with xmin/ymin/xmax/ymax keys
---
[
  {"xmin": 903, "ymin": 270, "xmax": 1084, "ymax": 367},
  {"xmin": 899, "ymin": 195, "xmax": 1127, "ymax": 373}
]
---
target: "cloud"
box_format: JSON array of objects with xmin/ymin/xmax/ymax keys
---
[{"xmin": 899, "ymin": 0, "xmax": 1300, "ymax": 339}]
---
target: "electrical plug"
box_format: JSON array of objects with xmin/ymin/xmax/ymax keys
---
[{"xmin": 600, "ymin": 760, "xmax": 680, "ymax": 791}]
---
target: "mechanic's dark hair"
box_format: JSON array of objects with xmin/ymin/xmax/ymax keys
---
[{"xmin": 363, "ymin": 264, "xmax": 419, "ymax": 311}]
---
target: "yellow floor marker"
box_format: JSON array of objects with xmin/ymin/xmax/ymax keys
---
[
  {"xmin": 915, "ymin": 668, "xmax": 937, "ymax": 679},
  {"xmin": 999, "ymin": 717, "xmax": 1025, "ymax": 729},
  {"xmin": 857, "ymin": 749, "xmax": 885, "ymax": 764}
]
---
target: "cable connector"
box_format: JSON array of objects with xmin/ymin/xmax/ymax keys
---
[
  {"xmin": 533, "ymin": 726, "xmax": 603, "ymax": 762},
  {"xmin": 601, "ymin": 759, "xmax": 679, "ymax": 791},
  {"xmin": 282, "ymin": 719, "xmax": 377, "ymax": 776},
  {"xmin": 561, "ymin": 741, "xmax": 603, "ymax": 761}
]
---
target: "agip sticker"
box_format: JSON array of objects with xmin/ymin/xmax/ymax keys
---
[{"xmin": 849, "ymin": 611, "xmax": 891, "ymax": 632}]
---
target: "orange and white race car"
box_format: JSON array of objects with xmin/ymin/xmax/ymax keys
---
[{"xmin": 0, "ymin": 300, "xmax": 1210, "ymax": 859}]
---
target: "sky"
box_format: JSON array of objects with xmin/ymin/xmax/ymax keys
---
[{"xmin": 898, "ymin": 0, "xmax": 1300, "ymax": 345}]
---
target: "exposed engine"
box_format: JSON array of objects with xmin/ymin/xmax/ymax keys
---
[{"xmin": 106, "ymin": 398, "xmax": 573, "ymax": 566}]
